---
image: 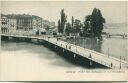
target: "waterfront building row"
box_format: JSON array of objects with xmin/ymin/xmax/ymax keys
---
[{"xmin": 1, "ymin": 14, "xmax": 42, "ymax": 35}]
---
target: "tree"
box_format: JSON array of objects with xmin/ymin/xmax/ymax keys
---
[
  {"xmin": 83, "ymin": 15, "xmax": 92, "ymax": 37},
  {"xmin": 73, "ymin": 19, "xmax": 82, "ymax": 36},
  {"xmin": 60, "ymin": 9, "xmax": 67, "ymax": 34},
  {"xmin": 65, "ymin": 22, "xmax": 72, "ymax": 35},
  {"xmin": 71, "ymin": 16, "xmax": 74, "ymax": 34},
  {"xmin": 91, "ymin": 8, "xmax": 105, "ymax": 37},
  {"xmin": 82, "ymin": 8, "xmax": 105, "ymax": 38},
  {"xmin": 45, "ymin": 25, "xmax": 50, "ymax": 31},
  {"xmin": 58, "ymin": 19, "xmax": 61, "ymax": 33},
  {"xmin": 71, "ymin": 16, "xmax": 74, "ymax": 28}
]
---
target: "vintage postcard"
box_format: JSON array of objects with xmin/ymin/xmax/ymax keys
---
[{"xmin": 0, "ymin": 1, "xmax": 128, "ymax": 81}]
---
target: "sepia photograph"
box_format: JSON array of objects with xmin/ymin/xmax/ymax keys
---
[
  {"xmin": 0, "ymin": 82, "xmax": 128, "ymax": 83},
  {"xmin": 0, "ymin": 1, "xmax": 128, "ymax": 81}
]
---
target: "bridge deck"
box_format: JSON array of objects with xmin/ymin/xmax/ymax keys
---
[{"xmin": 1, "ymin": 34, "xmax": 128, "ymax": 69}]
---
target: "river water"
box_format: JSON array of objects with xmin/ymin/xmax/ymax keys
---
[
  {"xmin": 1, "ymin": 40, "xmax": 86, "ymax": 80},
  {"xmin": 66, "ymin": 37, "xmax": 127, "ymax": 60},
  {"xmin": 0, "ymin": 27, "xmax": 128, "ymax": 80}
]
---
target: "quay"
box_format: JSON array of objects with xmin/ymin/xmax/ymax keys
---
[{"xmin": 1, "ymin": 34, "xmax": 128, "ymax": 69}]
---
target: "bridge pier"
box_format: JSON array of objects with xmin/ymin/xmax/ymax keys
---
[
  {"xmin": 31, "ymin": 38, "xmax": 39, "ymax": 44},
  {"xmin": 73, "ymin": 54, "xmax": 76, "ymax": 58},
  {"xmin": 12, "ymin": 37, "xmax": 20, "ymax": 41},
  {"xmin": 63, "ymin": 49, "xmax": 65, "ymax": 53},
  {"xmin": 37, "ymin": 39, "xmax": 44, "ymax": 44},
  {"xmin": 8, "ymin": 36, "xmax": 13, "ymax": 40},
  {"xmin": 24, "ymin": 38, "xmax": 31, "ymax": 42},
  {"xmin": 19, "ymin": 37, "xmax": 26, "ymax": 41}
]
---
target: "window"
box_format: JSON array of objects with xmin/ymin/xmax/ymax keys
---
[{"xmin": 2, "ymin": 22, "xmax": 7, "ymax": 24}]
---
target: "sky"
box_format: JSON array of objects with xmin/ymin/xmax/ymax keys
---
[{"xmin": 1, "ymin": 1, "xmax": 127, "ymax": 25}]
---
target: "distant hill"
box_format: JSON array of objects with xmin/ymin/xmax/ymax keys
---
[
  {"xmin": 104, "ymin": 22, "xmax": 127, "ymax": 28},
  {"xmin": 103, "ymin": 22, "xmax": 128, "ymax": 34}
]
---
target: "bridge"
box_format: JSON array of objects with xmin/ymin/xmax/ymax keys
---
[
  {"xmin": 104, "ymin": 33, "xmax": 128, "ymax": 38},
  {"xmin": 1, "ymin": 34, "xmax": 128, "ymax": 69}
]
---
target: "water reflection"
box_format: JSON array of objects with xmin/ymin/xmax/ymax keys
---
[
  {"xmin": 1, "ymin": 41, "xmax": 82, "ymax": 69},
  {"xmin": 66, "ymin": 37, "xmax": 102, "ymax": 52},
  {"xmin": 66, "ymin": 37, "xmax": 127, "ymax": 60}
]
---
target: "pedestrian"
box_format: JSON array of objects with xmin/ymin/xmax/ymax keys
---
[
  {"xmin": 89, "ymin": 53, "xmax": 92, "ymax": 58},
  {"xmin": 69, "ymin": 45, "xmax": 71, "ymax": 49}
]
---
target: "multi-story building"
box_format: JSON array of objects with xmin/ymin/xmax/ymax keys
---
[
  {"xmin": 1, "ymin": 14, "xmax": 17, "ymax": 34},
  {"xmin": 1, "ymin": 16, "xmax": 9, "ymax": 33},
  {"xmin": 1, "ymin": 14, "xmax": 43, "ymax": 35},
  {"xmin": 8, "ymin": 18, "xmax": 17, "ymax": 34},
  {"xmin": 15, "ymin": 14, "xmax": 33, "ymax": 31},
  {"xmin": 32, "ymin": 15, "xmax": 42, "ymax": 35}
]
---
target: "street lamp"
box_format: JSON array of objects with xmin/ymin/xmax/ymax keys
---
[
  {"xmin": 120, "ymin": 56, "xmax": 121, "ymax": 69},
  {"xmin": 108, "ymin": 48, "xmax": 109, "ymax": 58},
  {"xmin": 84, "ymin": 38, "xmax": 86, "ymax": 49},
  {"xmin": 74, "ymin": 36, "xmax": 77, "ymax": 52}
]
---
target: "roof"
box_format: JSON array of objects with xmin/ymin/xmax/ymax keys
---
[{"xmin": 1, "ymin": 14, "xmax": 42, "ymax": 19}]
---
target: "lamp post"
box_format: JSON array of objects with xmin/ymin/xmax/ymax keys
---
[
  {"xmin": 84, "ymin": 38, "xmax": 86, "ymax": 49},
  {"xmin": 75, "ymin": 36, "xmax": 77, "ymax": 52},
  {"xmin": 108, "ymin": 48, "xmax": 109, "ymax": 58},
  {"xmin": 83, "ymin": 38, "xmax": 84, "ymax": 48},
  {"xmin": 120, "ymin": 56, "xmax": 121, "ymax": 69}
]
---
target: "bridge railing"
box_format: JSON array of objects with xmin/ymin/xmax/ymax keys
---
[
  {"xmin": 45, "ymin": 38, "xmax": 112, "ymax": 68},
  {"xmin": 46, "ymin": 37, "xmax": 127, "ymax": 69}
]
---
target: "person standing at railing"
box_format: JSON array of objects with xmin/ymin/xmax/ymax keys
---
[
  {"xmin": 89, "ymin": 53, "xmax": 92, "ymax": 58},
  {"xmin": 69, "ymin": 43, "xmax": 71, "ymax": 49},
  {"xmin": 111, "ymin": 62, "xmax": 113, "ymax": 67}
]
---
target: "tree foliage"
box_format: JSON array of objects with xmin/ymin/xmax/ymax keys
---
[
  {"xmin": 65, "ymin": 22, "xmax": 72, "ymax": 35},
  {"xmin": 91, "ymin": 8, "xmax": 105, "ymax": 37},
  {"xmin": 71, "ymin": 16, "xmax": 74, "ymax": 28},
  {"xmin": 83, "ymin": 15, "xmax": 92, "ymax": 37},
  {"xmin": 83, "ymin": 8, "xmax": 105, "ymax": 38},
  {"xmin": 59, "ymin": 9, "xmax": 67, "ymax": 34},
  {"xmin": 74, "ymin": 19, "xmax": 82, "ymax": 34},
  {"xmin": 57, "ymin": 8, "xmax": 105, "ymax": 38},
  {"xmin": 58, "ymin": 19, "xmax": 61, "ymax": 33}
]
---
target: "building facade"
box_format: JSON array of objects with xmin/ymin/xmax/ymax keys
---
[
  {"xmin": 8, "ymin": 18, "xmax": 17, "ymax": 34},
  {"xmin": 1, "ymin": 16, "xmax": 9, "ymax": 33},
  {"xmin": 16, "ymin": 14, "xmax": 33, "ymax": 31},
  {"xmin": 1, "ymin": 14, "xmax": 43, "ymax": 35},
  {"xmin": 1, "ymin": 15, "xmax": 17, "ymax": 34},
  {"xmin": 32, "ymin": 15, "xmax": 42, "ymax": 30}
]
